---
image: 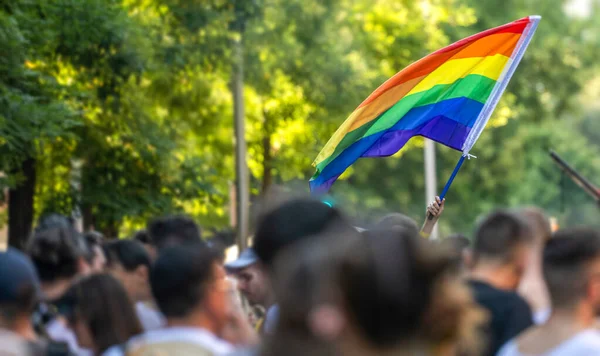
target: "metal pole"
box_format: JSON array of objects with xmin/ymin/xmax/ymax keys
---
[
  {"xmin": 233, "ymin": 36, "xmax": 249, "ymax": 250},
  {"xmin": 424, "ymin": 139, "xmax": 439, "ymax": 239}
]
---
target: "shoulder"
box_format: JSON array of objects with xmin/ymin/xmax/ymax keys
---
[
  {"xmin": 101, "ymin": 345, "xmax": 124, "ymax": 356},
  {"xmin": 563, "ymin": 330, "xmax": 600, "ymax": 353},
  {"xmin": 508, "ymin": 292, "xmax": 532, "ymax": 312},
  {"xmin": 469, "ymin": 281, "xmax": 530, "ymax": 311},
  {"xmin": 497, "ymin": 339, "xmax": 520, "ymax": 356}
]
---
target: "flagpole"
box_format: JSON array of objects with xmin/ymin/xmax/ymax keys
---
[
  {"xmin": 440, "ymin": 155, "xmax": 466, "ymax": 199},
  {"xmin": 427, "ymin": 154, "xmax": 466, "ymax": 221},
  {"xmin": 424, "ymin": 139, "xmax": 439, "ymax": 239}
]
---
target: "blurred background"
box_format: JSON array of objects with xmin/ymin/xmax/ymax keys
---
[{"xmin": 1, "ymin": 0, "xmax": 600, "ymax": 247}]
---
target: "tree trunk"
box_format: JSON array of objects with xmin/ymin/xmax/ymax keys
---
[
  {"xmin": 262, "ymin": 131, "xmax": 273, "ymax": 193},
  {"xmin": 8, "ymin": 157, "xmax": 36, "ymax": 250},
  {"xmin": 82, "ymin": 203, "xmax": 95, "ymax": 231},
  {"xmin": 261, "ymin": 108, "xmax": 274, "ymax": 194},
  {"xmin": 99, "ymin": 219, "xmax": 119, "ymax": 239}
]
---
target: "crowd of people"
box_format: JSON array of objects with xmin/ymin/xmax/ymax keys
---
[{"xmin": 1, "ymin": 193, "xmax": 600, "ymax": 355}]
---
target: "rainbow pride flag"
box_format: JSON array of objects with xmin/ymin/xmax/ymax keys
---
[{"xmin": 310, "ymin": 16, "xmax": 540, "ymax": 193}]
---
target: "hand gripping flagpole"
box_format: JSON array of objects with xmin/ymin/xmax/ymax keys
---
[{"xmin": 427, "ymin": 15, "xmax": 540, "ymax": 220}]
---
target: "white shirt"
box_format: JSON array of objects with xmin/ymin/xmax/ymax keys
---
[
  {"xmin": 498, "ymin": 329, "xmax": 600, "ymax": 356},
  {"xmin": 135, "ymin": 301, "xmax": 165, "ymax": 331},
  {"xmin": 533, "ymin": 308, "xmax": 551, "ymax": 325},
  {"xmin": 264, "ymin": 305, "xmax": 279, "ymax": 334},
  {"xmin": 46, "ymin": 318, "xmax": 93, "ymax": 356},
  {"xmin": 102, "ymin": 326, "xmax": 234, "ymax": 356},
  {"xmin": 0, "ymin": 330, "xmax": 30, "ymax": 356}
]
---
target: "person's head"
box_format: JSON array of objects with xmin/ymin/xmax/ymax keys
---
[
  {"xmin": 471, "ymin": 210, "xmax": 533, "ymax": 289},
  {"xmin": 133, "ymin": 230, "xmax": 157, "ymax": 261},
  {"xmin": 440, "ymin": 234, "xmax": 471, "ymax": 274},
  {"xmin": 336, "ymin": 228, "xmax": 483, "ymax": 354},
  {"xmin": 61, "ymin": 273, "xmax": 142, "ymax": 354},
  {"xmin": 35, "ymin": 213, "xmax": 75, "ymax": 233},
  {"xmin": 226, "ymin": 248, "xmax": 272, "ymax": 307},
  {"xmin": 0, "ymin": 248, "xmax": 40, "ymax": 338},
  {"xmin": 84, "ymin": 231, "xmax": 106, "ymax": 273},
  {"xmin": 104, "ymin": 240, "xmax": 152, "ymax": 302},
  {"xmin": 147, "ymin": 216, "xmax": 204, "ymax": 250},
  {"xmin": 151, "ymin": 244, "xmax": 228, "ymax": 333},
  {"xmin": 543, "ymin": 228, "xmax": 600, "ymax": 317},
  {"xmin": 27, "ymin": 223, "xmax": 88, "ymax": 285},
  {"xmin": 253, "ymin": 198, "xmax": 353, "ymax": 272},
  {"xmin": 266, "ymin": 227, "xmax": 484, "ymax": 356},
  {"xmin": 375, "ymin": 213, "xmax": 420, "ymax": 236},
  {"xmin": 520, "ymin": 207, "xmax": 552, "ymax": 247},
  {"xmin": 207, "ymin": 239, "xmax": 227, "ymax": 265}
]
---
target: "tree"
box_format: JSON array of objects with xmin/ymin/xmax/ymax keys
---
[{"xmin": 0, "ymin": 1, "xmax": 80, "ymax": 248}]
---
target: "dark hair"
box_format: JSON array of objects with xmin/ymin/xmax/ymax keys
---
[
  {"xmin": 147, "ymin": 216, "xmax": 203, "ymax": 250},
  {"xmin": 0, "ymin": 284, "xmax": 38, "ymax": 328},
  {"xmin": 35, "ymin": 213, "xmax": 75, "ymax": 233},
  {"xmin": 253, "ymin": 198, "xmax": 351, "ymax": 269},
  {"xmin": 441, "ymin": 234, "xmax": 471, "ymax": 254},
  {"xmin": 339, "ymin": 228, "xmax": 456, "ymax": 346},
  {"xmin": 439, "ymin": 234, "xmax": 470, "ymax": 272},
  {"xmin": 104, "ymin": 240, "xmax": 151, "ymax": 272},
  {"xmin": 27, "ymin": 226, "xmax": 85, "ymax": 282},
  {"xmin": 264, "ymin": 227, "xmax": 483, "ymax": 355},
  {"xmin": 543, "ymin": 228, "xmax": 600, "ymax": 308},
  {"xmin": 63, "ymin": 274, "xmax": 142, "ymax": 353},
  {"xmin": 83, "ymin": 231, "xmax": 104, "ymax": 264},
  {"xmin": 151, "ymin": 244, "xmax": 220, "ymax": 318},
  {"xmin": 376, "ymin": 213, "xmax": 419, "ymax": 235},
  {"xmin": 261, "ymin": 228, "xmax": 358, "ymax": 356},
  {"xmin": 133, "ymin": 230, "xmax": 151, "ymax": 245},
  {"xmin": 472, "ymin": 210, "xmax": 532, "ymax": 263},
  {"xmin": 207, "ymin": 239, "xmax": 226, "ymax": 264}
]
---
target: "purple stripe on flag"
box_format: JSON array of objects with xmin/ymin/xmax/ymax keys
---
[
  {"xmin": 362, "ymin": 115, "xmax": 470, "ymax": 157},
  {"xmin": 309, "ymin": 116, "xmax": 471, "ymax": 193}
]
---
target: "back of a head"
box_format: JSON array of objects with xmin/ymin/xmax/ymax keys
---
[
  {"xmin": 27, "ymin": 224, "xmax": 85, "ymax": 283},
  {"xmin": 338, "ymin": 228, "xmax": 483, "ymax": 350},
  {"xmin": 443, "ymin": 234, "xmax": 471, "ymax": 252},
  {"xmin": 63, "ymin": 273, "xmax": 142, "ymax": 353},
  {"xmin": 0, "ymin": 248, "xmax": 40, "ymax": 329},
  {"xmin": 472, "ymin": 210, "xmax": 532, "ymax": 264},
  {"xmin": 520, "ymin": 207, "xmax": 551, "ymax": 245},
  {"xmin": 253, "ymin": 198, "xmax": 351, "ymax": 269},
  {"xmin": 151, "ymin": 244, "xmax": 219, "ymax": 318},
  {"xmin": 84, "ymin": 231, "xmax": 104, "ymax": 247},
  {"xmin": 35, "ymin": 213, "xmax": 75, "ymax": 233},
  {"xmin": 262, "ymin": 228, "xmax": 361, "ymax": 356},
  {"xmin": 439, "ymin": 234, "xmax": 471, "ymax": 272},
  {"xmin": 104, "ymin": 240, "xmax": 151, "ymax": 272},
  {"xmin": 376, "ymin": 213, "xmax": 420, "ymax": 236},
  {"xmin": 340, "ymin": 228, "xmax": 450, "ymax": 345},
  {"xmin": 543, "ymin": 228, "xmax": 600, "ymax": 309},
  {"xmin": 133, "ymin": 230, "xmax": 151, "ymax": 245},
  {"xmin": 147, "ymin": 215, "xmax": 203, "ymax": 250}
]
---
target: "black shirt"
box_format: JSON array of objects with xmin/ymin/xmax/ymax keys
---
[{"xmin": 468, "ymin": 280, "xmax": 533, "ymax": 356}]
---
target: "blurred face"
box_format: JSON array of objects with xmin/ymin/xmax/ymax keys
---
[
  {"xmin": 587, "ymin": 258, "xmax": 600, "ymax": 315},
  {"xmin": 204, "ymin": 262, "xmax": 230, "ymax": 330},
  {"xmin": 142, "ymin": 244, "xmax": 157, "ymax": 262},
  {"xmin": 107, "ymin": 263, "xmax": 150, "ymax": 302},
  {"xmin": 234, "ymin": 264, "xmax": 270, "ymax": 306},
  {"xmin": 90, "ymin": 246, "xmax": 106, "ymax": 273}
]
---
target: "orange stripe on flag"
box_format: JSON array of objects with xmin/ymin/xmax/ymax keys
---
[{"xmin": 357, "ymin": 32, "xmax": 522, "ymax": 110}]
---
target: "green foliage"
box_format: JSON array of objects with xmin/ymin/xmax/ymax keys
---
[{"xmin": 2, "ymin": 0, "xmax": 600, "ymax": 237}]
